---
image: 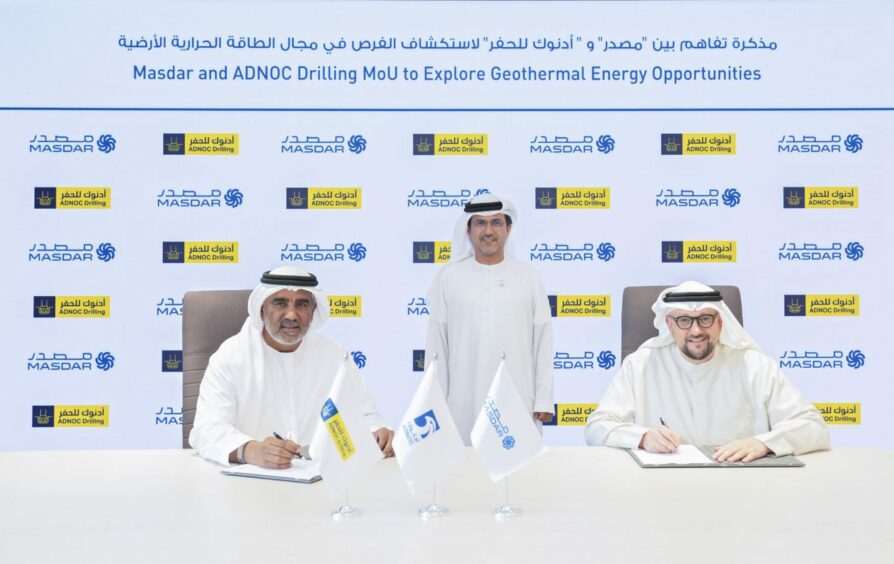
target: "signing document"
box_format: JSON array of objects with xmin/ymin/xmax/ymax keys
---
[{"xmin": 222, "ymin": 458, "xmax": 321, "ymax": 483}]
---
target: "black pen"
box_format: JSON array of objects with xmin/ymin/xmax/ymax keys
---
[
  {"xmin": 658, "ymin": 418, "xmax": 680, "ymax": 451},
  {"xmin": 273, "ymin": 431, "xmax": 302, "ymax": 459}
]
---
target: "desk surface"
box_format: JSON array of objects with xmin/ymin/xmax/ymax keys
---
[{"xmin": 2, "ymin": 447, "xmax": 891, "ymax": 564}]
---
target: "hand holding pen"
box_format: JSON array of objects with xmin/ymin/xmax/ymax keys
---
[
  {"xmin": 273, "ymin": 432, "xmax": 303, "ymax": 459},
  {"xmin": 638, "ymin": 417, "xmax": 681, "ymax": 453}
]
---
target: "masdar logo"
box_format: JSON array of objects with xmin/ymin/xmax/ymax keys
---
[
  {"xmin": 29, "ymin": 133, "xmax": 117, "ymax": 154},
  {"xmin": 778, "ymin": 133, "xmax": 863, "ymax": 154},
  {"xmin": 401, "ymin": 409, "xmax": 441, "ymax": 446}
]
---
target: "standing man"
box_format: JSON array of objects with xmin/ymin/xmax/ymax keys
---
[
  {"xmin": 426, "ymin": 193, "xmax": 554, "ymax": 444},
  {"xmin": 585, "ymin": 281, "xmax": 829, "ymax": 462},
  {"xmin": 190, "ymin": 266, "xmax": 394, "ymax": 468}
]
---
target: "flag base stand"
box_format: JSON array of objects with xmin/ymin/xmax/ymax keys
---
[
  {"xmin": 331, "ymin": 505, "xmax": 362, "ymax": 521},
  {"xmin": 418, "ymin": 504, "xmax": 449, "ymax": 519},
  {"xmin": 493, "ymin": 505, "xmax": 522, "ymax": 520}
]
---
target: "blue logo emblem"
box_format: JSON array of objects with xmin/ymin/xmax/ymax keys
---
[
  {"xmin": 348, "ymin": 135, "xmax": 367, "ymax": 154},
  {"xmin": 224, "ymin": 189, "xmax": 244, "ymax": 208},
  {"xmin": 413, "ymin": 409, "xmax": 440, "ymax": 439},
  {"xmin": 32, "ymin": 405, "xmax": 55, "ymax": 428},
  {"xmin": 412, "ymin": 350, "xmax": 426, "ymax": 372},
  {"xmin": 321, "ymin": 398, "xmax": 338, "ymax": 421},
  {"xmin": 162, "ymin": 242, "xmax": 186, "ymax": 263},
  {"xmin": 97, "ymin": 134, "xmax": 117, "ymax": 153},
  {"xmin": 596, "ymin": 134, "xmax": 615, "ymax": 154},
  {"xmin": 401, "ymin": 409, "xmax": 442, "ymax": 445},
  {"xmin": 846, "ymin": 350, "xmax": 865, "ymax": 369},
  {"xmin": 475, "ymin": 188, "xmax": 490, "ymax": 196},
  {"xmin": 347, "ymin": 242, "xmax": 367, "ymax": 262},
  {"xmin": 286, "ymin": 187, "xmax": 309, "ymax": 209},
  {"xmin": 597, "ymin": 351, "xmax": 616, "ymax": 370},
  {"xmin": 95, "ymin": 352, "xmax": 115, "ymax": 371},
  {"xmin": 502, "ymin": 436, "xmax": 516, "ymax": 450},
  {"xmin": 596, "ymin": 242, "xmax": 615, "ymax": 262},
  {"xmin": 784, "ymin": 295, "xmax": 807, "ymax": 316},
  {"xmin": 351, "ymin": 351, "xmax": 366, "ymax": 369},
  {"xmin": 844, "ymin": 134, "xmax": 863, "ymax": 153},
  {"xmin": 722, "ymin": 188, "xmax": 741, "ymax": 207},
  {"xmin": 96, "ymin": 242, "xmax": 116, "ymax": 262},
  {"xmin": 161, "ymin": 350, "xmax": 183, "ymax": 372},
  {"xmin": 413, "ymin": 134, "xmax": 435, "ymax": 155},
  {"xmin": 845, "ymin": 242, "xmax": 864, "ymax": 261}
]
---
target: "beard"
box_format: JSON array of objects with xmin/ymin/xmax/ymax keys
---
[
  {"xmin": 679, "ymin": 338, "xmax": 716, "ymax": 361},
  {"xmin": 267, "ymin": 320, "xmax": 307, "ymax": 346}
]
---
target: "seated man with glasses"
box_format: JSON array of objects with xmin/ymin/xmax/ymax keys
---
[{"xmin": 585, "ymin": 281, "xmax": 829, "ymax": 462}]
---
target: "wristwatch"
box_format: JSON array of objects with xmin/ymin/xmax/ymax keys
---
[{"xmin": 236, "ymin": 443, "xmax": 246, "ymax": 464}]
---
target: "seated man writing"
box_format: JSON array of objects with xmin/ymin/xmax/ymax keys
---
[
  {"xmin": 585, "ymin": 281, "xmax": 829, "ymax": 462},
  {"xmin": 190, "ymin": 266, "xmax": 394, "ymax": 468}
]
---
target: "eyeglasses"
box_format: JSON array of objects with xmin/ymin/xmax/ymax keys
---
[
  {"xmin": 669, "ymin": 313, "xmax": 718, "ymax": 330},
  {"xmin": 470, "ymin": 218, "xmax": 506, "ymax": 229}
]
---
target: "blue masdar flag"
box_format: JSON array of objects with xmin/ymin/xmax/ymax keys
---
[{"xmin": 471, "ymin": 361, "xmax": 547, "ymax": 482}]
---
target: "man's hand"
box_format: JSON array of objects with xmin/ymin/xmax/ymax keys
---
[
  {"xmin": 639, "ymin": 426, "xmax": 681, "ymax": 453},
  {"xmin": 713, "ymin": 437, "xmax": 771, "ymax": 463},
  {"xmin": 533, "ymin": 411, "xmax": 554, "ymax": 423},
  {"xmin": 243, "ymin": 436, "xmax": 301, "ymax": 469},
  {"xmin": 373, "ymin": 427, "xmax": 394, "ymax": 458}
]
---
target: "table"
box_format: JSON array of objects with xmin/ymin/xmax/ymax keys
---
[{"xmin": 1, "ymin": 448, "xmax": 891, "ymax": 564}]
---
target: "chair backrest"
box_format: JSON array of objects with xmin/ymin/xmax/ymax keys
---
[
  {"xmin": 621, "ymin": 286, "xmax": 743, "ymax": 362},
  {"xmin": 182, "ymin": 289, "xmax": 252, "ymax": 448}
]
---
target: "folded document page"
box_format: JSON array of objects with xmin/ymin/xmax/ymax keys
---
[
  {"xmin": 630, "ymin": 444, "xmax": 713, "ymax": 465},
  {"xmin": 627, "ymin": 444, "xmax": 805, "ymax": 468},
  {"xmin": 222, "ymin": 459, "xmax": 322, "ymax": 483}
]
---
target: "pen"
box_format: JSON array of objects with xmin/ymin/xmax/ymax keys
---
[
  {"xmin": 658, "ymin": 417, "xmax": 679, "ymax": 451},
  {"xmin": 273, "ymin": 431, "xmax": 302, "ymax": 459}
]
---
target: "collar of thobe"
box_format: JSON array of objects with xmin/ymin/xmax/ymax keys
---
[{"xmin": 671, "ymin": 342, "xmax": 724, "ymax": 382}]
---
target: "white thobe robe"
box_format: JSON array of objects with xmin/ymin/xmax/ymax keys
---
[
  {"xmin": 426, "ymin": 257, "xmax": 554, "ymax": 444},
  {"xmin": 585, "ymin": 343, "xmax": 829, "ymax": 455},
  {"xmin": 189, "ymin": 322, "xmax": 385, "ymax": 466}
]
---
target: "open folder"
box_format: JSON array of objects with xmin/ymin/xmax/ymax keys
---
[
  {"xmin": 627, "ymin": 444, "xmax": 804, "ymax": 468},
  {"xmin": 222, "ymin": 459, "xmax": 322, "ymax": 483}
]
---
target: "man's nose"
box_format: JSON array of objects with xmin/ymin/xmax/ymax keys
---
[
  {"xmin": 283, "ymin": 307, "xmax": 299, "ymax": 319},
  {"xmin": 689, "ymin": 322, "xmax": 704, "ymax": 335}
]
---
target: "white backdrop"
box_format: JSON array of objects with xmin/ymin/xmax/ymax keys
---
[{"xmin": 1, "ymin": 0, "xmax": 892, "ymax": 449}]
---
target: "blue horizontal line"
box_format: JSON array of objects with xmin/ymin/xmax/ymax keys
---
[{"xmin": 1, "ymin": 106, "xmax": 893, "ymax": 112}]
